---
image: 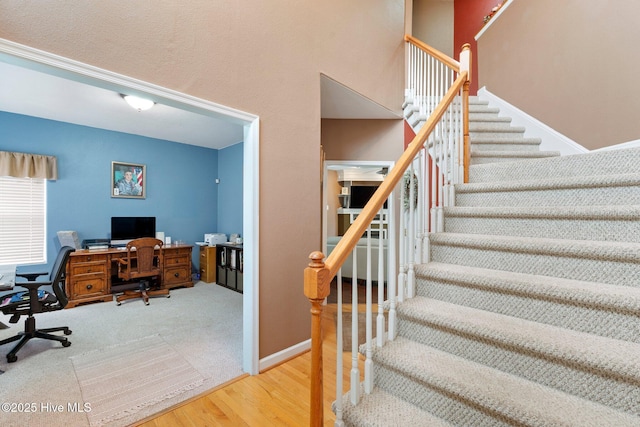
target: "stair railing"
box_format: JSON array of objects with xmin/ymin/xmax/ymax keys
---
[{"xmin": 304, "ymin": 36, "xmax": 471, "ymax": 427}]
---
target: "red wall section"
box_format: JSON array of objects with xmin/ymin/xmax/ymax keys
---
[
  {"xmin": 404, "ymin": 119, "xmax": 416, "ymax": 149},
  {"xmin": 454, "ymin": 0, "xmax": 501, "ymax": 95}
]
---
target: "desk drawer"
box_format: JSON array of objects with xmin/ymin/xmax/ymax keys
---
[
  {"xmin": 70, "ymin": 254, "xmax": 108, "ymax": 264},
  {"xmin": 69, "ymin": 274, "xmax": 107, "ymax": 299},
  {"xmin": 200, "ymin": 266, "xmax": 216, "ymax": 283},
  {"xmin": 164, "ymin": 266, "xmax": 190, "ymax": 286},
  {"xmin": 168, "ymin": 247, "xmax": 192, "ymax": 256},
  {"xmin": 70, "ymin": 261, "xmax": 106, "ymax": 276},
  {"xmin": 165, "ymin": 255, "xmax": 189, "ymax": 267}
]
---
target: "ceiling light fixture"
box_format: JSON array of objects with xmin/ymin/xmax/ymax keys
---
[{"xmin": 121, "ymin": 94, "xmax": 155, "ymax": 112}]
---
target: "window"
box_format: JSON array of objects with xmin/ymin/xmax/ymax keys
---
[{"xmin": 0, "ymin": 176, "xmax": 46, "ymax": 265}]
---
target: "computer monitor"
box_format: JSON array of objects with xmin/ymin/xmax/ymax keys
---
[{"xmin": 110, "ymin": 216, "xmax": 156, "ymax": 247}]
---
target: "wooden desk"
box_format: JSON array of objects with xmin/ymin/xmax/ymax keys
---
[{"xmin": 66, "ymin": 244, "xmax": 193, "ymax": 308}]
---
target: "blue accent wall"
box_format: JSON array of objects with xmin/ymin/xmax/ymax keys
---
[{"xmin": 0, "ymin": 111, "xmax": 242, "ymax": 271}]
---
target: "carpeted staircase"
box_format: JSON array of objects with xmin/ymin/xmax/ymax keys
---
[{"xmin": 339, "ymin": 98, "xmax": 640, "ymax": 426}]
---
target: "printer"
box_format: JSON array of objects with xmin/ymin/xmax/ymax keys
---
[{"xmin": 204, "ymin": 233, "xmax": 227, "ymax": 246}]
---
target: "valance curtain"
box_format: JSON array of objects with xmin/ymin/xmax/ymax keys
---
[{"xmin": 0, "ymin": 151, "xmax": 58, "ymax": 180}]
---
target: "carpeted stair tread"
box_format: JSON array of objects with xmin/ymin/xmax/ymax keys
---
[
  {"xmin": 443, "ymin": 204, "xmax": 640, "ymax": 219},
  {"xmin": 470, "ymin": 150, "xmax": 560, "ymax": 159},
  {"xmin": 413, "ymin": 262, "xmax": 640, "ymax": 343},
  {"xmin": 468, "ymin": 105, "xmax": 500, "ymax": 114},
  {"xmin": 470, "ymin": 136, "xmax": 542, "ymax": 145},
  {"xmin": 469, "ymin": 97, "xmax": 489, "ymax": 104},
  {"xmin": 469, "ymin": 96, "xmax": 489, "ymax": 104},
  {"xmin": 372, "ymin": 337, "xmax": 640, "ymax": 427},
  {"xmin": 457, "ymin": 172, "xmax": 640, "ymax": 194},
  {"xmin": 469, "ymin": 113, "xmax": 512, "ymax": 122},
  {"xmin": 428, "ymin": 233, "xmax": 640, "ymax": 286},
  {"xmin": 469, "ymin": 146, "xmax": 640, "ymax": 183},
  {"xmin": 470, "ymin": 133, "xmax": 542, "ymax": 153},
  {"xmin": 396, "ymin": 297, "xmax": 640, "ymax": 383},
  {"xmin": 429, "ymin": 232, "xmax": 640, "ymax": 263},
  {"xmin": 469, "ymin": 122, "xmax": 525, "ymax": 133},
  {"xmin": 338, "ymin": 387, "xmax": 453, "ymax": 427},
  {"xmin": 454, "ymin": 174, "xmax": 640, "ymax": 207},
  {"xmin": 442, "ymin": 205, "xmax": 640, "ymax": 242},
  {"xmin": 414, "ymin": 262, "xmax": 640, "ymax": 315}
]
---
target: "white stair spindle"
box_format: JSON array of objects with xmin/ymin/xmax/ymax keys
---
[
  {"xmin": 388, "ymin": 188, "xmax": 398, "ymax": 340},
  {"xmin": 350, "ymin": 246, "xmax": 360, "ymax": 405},
  {"xmin": 377, "ymin": 209, "xmax": 386, "ymax": 347},
  {"xmin": 364, "ymin": 229, "xmax": 373, "ymax": 394},
  {"xmin": 334, "ymin": 269, "xmax": 344, "ymax": 427},
  {"xmin": 415, "ymin": 149, "xmax": 424, "ymax": 263},
  {"xmin": 407, "ymin": 163, "xmax": 416, "ymax": 299},
  {"xmin": 430, "ymin": 137, "xmax": 438, "ymax": 233},
  {"xmin": 397, "ymin": 179, "xmax": 406, "ymax": 304}
]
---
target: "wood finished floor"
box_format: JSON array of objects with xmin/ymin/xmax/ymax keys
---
[{"xmin": 135, "ymin": 303, "xmax": 364, "ymax": 427}]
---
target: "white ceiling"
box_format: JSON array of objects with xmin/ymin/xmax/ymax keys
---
[
  {"xmin": 0, "ymin": 62, "xmax": 401, "ymax": 150},
  {"xmin": 0, "ymin": 60, "xmax": 244, "ymax": 150}
]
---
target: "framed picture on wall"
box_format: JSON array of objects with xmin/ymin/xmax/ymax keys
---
[{"xmin": 111, "ymin": 161, "xmax": 146, "ymax": 198}]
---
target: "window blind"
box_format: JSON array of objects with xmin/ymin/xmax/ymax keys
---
[{"xmin": 0, "ymin": 176, "xmax": 46, "ymax": 265}]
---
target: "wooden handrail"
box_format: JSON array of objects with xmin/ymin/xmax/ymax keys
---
[{"xmin": 404, "ymin": 34, "xmax": 460, "ymax": 71}]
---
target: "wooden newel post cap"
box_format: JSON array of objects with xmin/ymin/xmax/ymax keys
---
[
  {"xmin": 304, "ymin": 251, "xmax": 330, "ymax": 300},
  {"xmin": 308, "ymin": 251, "xmax": 325, "ymax": 268}
]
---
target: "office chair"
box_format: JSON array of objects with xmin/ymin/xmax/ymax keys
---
[
  {"xmin": 115, "ymin": 237, "xmax": 169, "ymax": 305},
  {"xmin": 0, "ymin": 246, "xmax": 74, "ymax": 363}
]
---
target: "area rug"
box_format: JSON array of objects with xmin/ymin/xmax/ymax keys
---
[{"xmin": 70, "ymin": 334, "xmax": 205, "ymax": 426}]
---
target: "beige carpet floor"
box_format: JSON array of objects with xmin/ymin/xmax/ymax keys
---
[{"xmin": 0, "ymin": 282, "xmax": 243, "ymax": 427}]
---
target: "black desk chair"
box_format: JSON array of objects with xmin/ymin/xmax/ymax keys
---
[
  {"xmin": 0, "ymin": 246, "xmax": 74, "ymax": 363},
  {"xmin": 115, "ymin": 237, "xmax": 169, "ymax": 305}
]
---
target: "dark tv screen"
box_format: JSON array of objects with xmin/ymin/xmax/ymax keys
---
[
  {"xmin": 350, "ymin": 186, "xmax": 387, "ymax": 209},
  {"xmin": 111, "ymin": 217, "xmax": 156, "ymax": 241}
]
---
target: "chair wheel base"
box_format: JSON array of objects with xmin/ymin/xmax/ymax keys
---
[
  {"xmin": 7, "ymin": 354, "xmax": 17, "ymax": 363},
  {"xmin": 62, "ymin": 341, "xmax": 71, "ymax": 348}
]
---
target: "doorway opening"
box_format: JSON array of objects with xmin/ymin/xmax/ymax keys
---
[
  {"xmin": 322, "ymin": 160, "xmax": 396, "ymax": 282},
  {"xmin": 0, "ymin": 38, "xmax": 260, "ymax": 374}
]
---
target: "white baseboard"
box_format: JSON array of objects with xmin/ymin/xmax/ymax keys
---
[
  {"xmin": 259, "ymin": 339, "xmax": 311, "ymax": 372},
  {"xmin": 477, "ymin": 87, "xmax": 588, "ymax": 155}
]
